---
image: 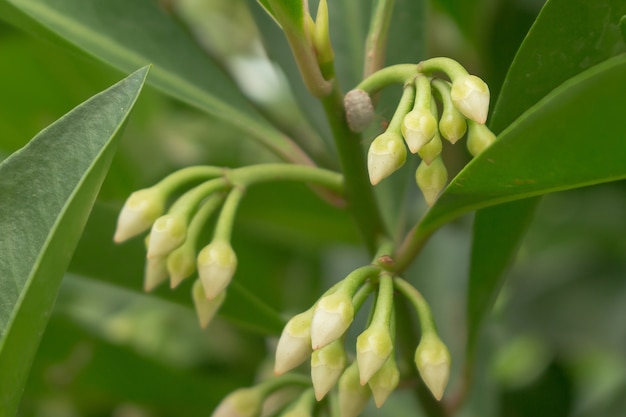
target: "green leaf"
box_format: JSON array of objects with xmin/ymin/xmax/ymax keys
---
[
  {"xmin": 465, "ymin": 0, "xmax": 626, "ymax": 357},
  {"xmin": 0, "ymin": 66, "xmax": 148, "ymax": 415},
  {"xmin": 420, "ymin": 53, "xmax": 626, "ymax": 238}
]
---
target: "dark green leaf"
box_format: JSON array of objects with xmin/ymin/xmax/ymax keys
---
[{"xmin": 0, "ymin": 67, "xmax": 148, "ymax": 415}]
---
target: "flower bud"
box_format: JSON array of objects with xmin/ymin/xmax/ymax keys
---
[
  {"xmin": 368, "ymin": 354, "xmax": 400, "ymax": 408},
  {"xmin": 414, "ymin": 334, "xmax": 451, "ymax": 401},
  {"xmin": 338, "ymin": 362, "xmax": 371, "ymax": 417},
  {"xmin": 197, "ymin": 239, "xmax": 237, "ymax": 300},
  {"xmin": 356, "ymin": 324, "xmax": 393, "ymax": 385},
  {"xmin": 167, "ymin": 243, "xmax": 196, "ymax": 288},
  {"xmin": 439, "ymin": 105, "xmax": 467, "ymax": 144},
  {"xmin": 143, "ymin": 255, "xmax": 168, "ymax": 292},
  {"xmin": 401, "ymin": 108, "xmax": 438, "ymax": 153},
  {"xmin": 367, "ymin": 132, "xmax": 407, "ymax": 185},
  {"xmin": 212, "ymin": 387, "xmax": 263, "ymax": 417},
  {"xmin": 310, "ymin": 292, "xmax": 354, "ymax": 349},
  {"xmin": 274, "ymin": 310, "xmax": 314, "ymax": 375},
  {"xmin": 467, "ymin": 121, "xmax": 497, "ymax": 157},
  {"xmin": 114, "ymin": 188, "xmax": 165, "ymax": 243},
  {"xmin": 192, "ymin": 279, "xmax": 226, "ymax": 328},
  {"xmin": 311, "ymin": 339, "xmax": 347, "ymax": 400},
  {"xmin": 280, "ymin": 389, "xmax": 315, "ymax": 417},
  {"xmin": 146, "ymin": 214, "xmax": 187, "ymax": 258},
  {"xmin": 416, "ymin": 157, "xmax": 448, "ymax": 207},
  {"xmin": 417, "ymin": 134, "xmax": 442, "ymax": 165},
  {"xmin": 344, "ymin": 89, "xmax": 374, "ymax": 132},
  {"xmin": 450, "ymin": 74, "xmax": 490, "ymax": 124}
]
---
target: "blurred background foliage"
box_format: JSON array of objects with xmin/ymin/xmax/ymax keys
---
[{"xmin": 1, "ymin": 0, "xmax": 625, "ymax": 416}]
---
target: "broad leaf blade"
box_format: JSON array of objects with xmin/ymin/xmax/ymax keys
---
[
  {"xmin": 0, "ymin": 66, "xmax": 148, "ymax": 415},
  {"xmin": 465, "ymin": 0, "xmax": 626, "ymax": 356}
]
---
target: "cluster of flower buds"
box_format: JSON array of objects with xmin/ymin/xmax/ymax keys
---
[
  {"xmin": 263, "ymin": 258, "xmax": 451, "ymax": 417},
  {"xmin": 113, "ymin": 166, "xmax": 243, "ymax": 329},
  {"xmin": 345, "ymin": 57, "xmax": 496, "ymax": 206}
]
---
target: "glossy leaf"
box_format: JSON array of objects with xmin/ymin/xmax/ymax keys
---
[
  {"xmin": 0, "ymin": 66, "xmax": 148, "ymax": 415},
  {"xmin": 466, "ymin": 0, "xmax": 626, "ymax": 357}
]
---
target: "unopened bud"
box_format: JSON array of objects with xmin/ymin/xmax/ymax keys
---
[
  {"xmin": 212, "ymin": 387, "xmax": 263, "ymax": 417},
  {"xmin": 193, "ymin": 279, "xmax": 226, "ymax": 328},
  {"xmin": 417, "ymin": 134, "xmax": 442, "ymax": 165},
  {"xmin": 144, "ymin": 256, "xmax": 168, "ymax": 292},
  {"xmin": 416, "ymin": 157, "xmax": 448, "ymax": 207},
  {"xmin": 401, "ymin": 108, "xmax": 438, "ymax": 153},
  {"xmin": 280, "ymin": 389, "xmax": 315, "ymax": 417},
  {"xmin": 450, "ymin": 74, "xmax": 490, "ymax": 124},
  {"xmin": 274, "ymin": 310, "xmax": 314, "ymax": 375},
  {"xmin": 439, "ymin": 105, "xmax": 467, "ymax": 144},
  {"xmin": 146, "ymin": 214, "xmax": 187, "ymax": 258},
  {"xmin": 356, "ymin": 324, "xmax": 393, "ymax": 385},
  {"xmin": 367, "ymin": 132, "xmax": 407, "ymax": 185},
  {"xmin": 197, "ymin": 239, "xmax": 237, "ymax": 300},
  {"xmin": 414, "ymin": 334, "xmax": 451, "ymax": 401},
  {"xmin": 344, "ymin": 89, "xmax": 374, "ymax": 132},
  {"xmin": 311, "ymin": 339, "xmax": 347, "ymax": 400},
  {"xmin": 310, "ymin": 292, "xmax": 354, "ymax": 349},
  {"xmin": 368, "ymin": 354, "xmax": 400, "ymax": 408},
  {"xmin": 338, "ymin": 362, "xmax": 371, "ymax": 417},
  {"xmin": 167, "ymin": 243, "xmax": 196, "ymax": 288},
  {"xmin": 114, "ymin": 188, "xmax": 165, "ymax": 243},
  {"xmin": 467, "ymin": 121, "xmax": 496, "ymax": 157}
]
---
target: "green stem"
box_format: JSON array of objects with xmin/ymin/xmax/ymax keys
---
[
  {"xmin": 371, "ymin": 273, "xmax": 394, "ymax": 327},
  {"xmin": 387, "ymin": 84, "xmax": 416, "ymax": 134},
  {"xmin": 393, "ymin": 222, "xmax": 434, "ymax": 273},
  {"xmin": 156, "ymin": 165, "xmax": 223, "ymax": 194},
  {"xmin": 226, "ymin": 163, "xmax": 344, "ymax": 193},
  {"xmin": 321, "ymin": 83, "xmax": 388, "ymax": 253},
  {"xmin": 356, "ymin": 64, "xmax": 418, "ymax": 94},
  {"xmin": 213, "ymin": 186, "xmax": 246, "ymax": 242},
  {"xmin": 393, "ymin": 277, "xmax": 437, "ymax": 334},
  {"xmin": 169, "ymin": 177, "xmax": 229, "ymax": 219},
  {"xmin": 256, "ymin": 373, "xmax": 311, "ymax": 397},
  {"xmin": 363, "ymin": 0, "xmax": 396, "ymax": 78},
  {"xmin": 417, "ymin": 57, "xmax": 467, "ymax": 80}
]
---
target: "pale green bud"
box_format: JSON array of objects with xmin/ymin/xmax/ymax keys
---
[
  {"xmin": 467, "ymin": 121, "xmax": 497, "ymax": 157},
  {"xmin": 417, "ymin": 134, "xmax": 443, "ymax": 165},
  {"xmin": 356, "ymin": 324, "xmax": 393, "ymax": 385},
  {"xmin": 114, "ymin": 187, "xmax": 165, "ymax": 243},
  {"xmin": 143, "ymin": 255, "xmax": 168, "ymax": 292},
  {"xmin": 439, "ymin": 105, "xmax": 467, "ymax": 144},
  {"xmin": 416, "ymin": 157, "xmax": 448, "ymax": 207},
  {"xmin": 401, "ymin": 108, "xmax": 438, "ymax": 153},
  {"xmin": 368, "ymin": 354, "xmax": 400, "ymax": 408},
  {"xmin": 367, "ymin": 132, "xmax": 407, "ymax": 185},
  {"xmin": 167, "ymin": 243, "xmax": 196, "ymax": 289},
  {"xmin": 274, "ymin": 310, "xmax": 314, "ymax": 375},
  {"xmin": 414, "ymin": 334, "xmax": 451, "ymax": 401},
  {"xmin": 450, "ymin": 74, "xmax": 490, "ymax": 124},
  {"xmin": 279, "ymin": 389, "xmax": 315, "ymax": 417},
  {"xmin": 212, "ymin": 387, "xmax": 263, "ymax": 417},
  {"xmin": 146, "ymin": 214, "xmax": 187, "ymax": 258},
  {"xmin": 311, "ymin": 339, "xmax": 347, "ymax": 400},
  {"xmin": 192, "ymin": 279, "xmax": 226, "ymax": 328},
  {"xmin": 310, "ymin": 292, "xmax": 355, "ymax": 349},
  {"xmin": 338, "ymin": 362, "xmax": 371, "ymax": 417},
  {"xmin": 197, "ymin": 239, "xmax": 237, "ymax": 300},
  {"xmin": 344, "ymin": 89, "xmax": 374, "ymax": 132}
]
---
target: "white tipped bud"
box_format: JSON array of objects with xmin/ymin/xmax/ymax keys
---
[
  {"xmin": 467, "ymin": 121, "xmax": 497, "ymax": 157},
  {"xmin": 439, "ymin": 105, "xmax": 467, "ymax": 144},
  {"xmin": 212, "ymin": 387, "xmax": 263, "ymax": 417},
  {"xmin": 114, "ymin": 188, "xmax": 165, "ymax": 243},
  {"xmin": 311, "ymin": 339, "xmax": 347, "ymax": 400},
  {"xmin": 197, "ymin": 240, "xmax": 237, "ymax": 300},
  {"xmin": 344, "ymin": 89, "xmax": 374, "ymax": 132},
  {"xmin": 310, "ymin": 292, "xmax": 354, "ymax": 349},
  {"xmin": 367, "ymin": 132, "xmax": 407, "ymax": 185},
  {"xmin": 401, "ymin": 108, "xmax": 438, "ymax": 153},
  {"xmin": 274, "ymin": 310, "xmax": 314, "ymax": 375},
  {"xmin": 167, "ymin": 244, "xmax": 196, "ymax": 288},
  {"xmin": 417, "ymin": 134, "xmax": 442, "ymax": 165},
  {"xmin": 146, "ymin": 214, "xmax": 187, "ymax": 258},
  {"xmin": 416, "ymin": 157, "xmax": 448, "ymax": 207},
  {"xmin": 144, "ymin": 256, "xmax": 169, "ymax": 292},
  {"xmin": 414, "ymin": 334, "xmax": 451, "ymax": 401},
  {"xmin": 338, "ymin": 363, "xmax": 371, "ymax": 417},
  {"xmin": 369, "ymin": 354, "xmax": 400, "ymax": 408},
  {"xmin": 450, "ymin": 74, "xmax": 490, "ymax": 124},
  {"xmin": 356, "ymin": 325, "xmax": 393, "ymax": 385},
  {"xmin": 192, "ymin": 280, "xmax": 226, "ymax": 328}
]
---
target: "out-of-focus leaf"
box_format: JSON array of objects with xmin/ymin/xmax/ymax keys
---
[
  {"xmin": 465, "ymin": 0, "xmax": 626, "ymax": 358},
  {"xmin": 0, "ymin": 67, "xmax": 148, "ymax": 415}
]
